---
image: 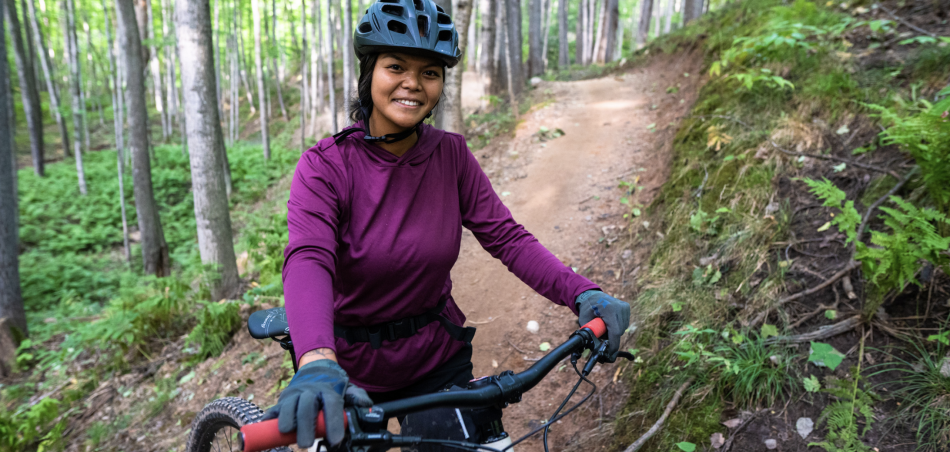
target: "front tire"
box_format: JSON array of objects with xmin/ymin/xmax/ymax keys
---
[{"xmin": 186, "ymin": 397, "xmax": 291, "ymax": 452}]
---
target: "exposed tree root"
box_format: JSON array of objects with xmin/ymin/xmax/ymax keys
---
[
  {"xmin": 749, "ymin": 261, "xmax": 860, "ymax": 327},
  {"xmin": 766, "ymin": 316, "xmax": 862, "ymax": 344},
  {"xmin": 622, "ymin": 377, "xmax": 696, "ymax": 452},
  {"xmin": 771, "ymin": 140, "xmax": 902, "ymax": 179}
]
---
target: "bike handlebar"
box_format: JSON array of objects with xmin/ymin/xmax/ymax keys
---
[{"xmin": 238, "ymin": 318, "xmax": 607, "ymax": 452}]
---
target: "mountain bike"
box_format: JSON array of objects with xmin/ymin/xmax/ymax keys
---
[{"xmin": 186, "ymin": 306, "xmax": 629, "ymax": 452}]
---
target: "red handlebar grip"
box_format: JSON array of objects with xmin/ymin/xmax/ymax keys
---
[
  {"xmin": 240, "ymin": 411, "xmax": 342, "ymax": 452},
  {"xmin": 580, "ymin": 318, "xmax": 607, "ymax": 338}
]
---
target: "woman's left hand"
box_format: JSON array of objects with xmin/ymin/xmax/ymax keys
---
[{"xmin": 576, "ymin": 290, "xmax": 631, "ymax": 362}]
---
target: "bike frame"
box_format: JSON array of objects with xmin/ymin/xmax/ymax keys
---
[{"xmin": 239, "ymin": 319, "xmax": 609, "ymax": 452}]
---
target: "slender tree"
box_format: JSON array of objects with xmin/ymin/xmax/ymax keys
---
[
  {"xmin": 575, "ymin": 0, "xmax": 585, "ymax": 64},
  {"xmin": 63, "ymin": 0, "xmax": 88, "ymax": 195},
  {"xmin": 146, "ymin": 0, "xmax": 168, "ymax": 140},
  {"xmin": 0, "ymin": 5, "xmax": 28, "ymax": 341},
  {"xmin": 466, "ymin": 2, "xmax": 477, "ymax": 73},
  {"xmin": 251, "ymin": 0, "xmax": 270, "ymax": 158},
  {"xmin": 637, "ymin": 0, "xmax": 653, "ymax": 47},
  {"xmin": 268, "ymin": 0, "xmax": 288, "ymax": 120},
  {"xmin": 339, "ymin": 0, "xmax": 353, "ymax": 125},
  {"xmin": 527, "ymin": 0, "xmax": 543, "ymax": 77},
  {"xmin": 682, "ymin": 0, "xmax": 703, "ymax": 25},
  {"xmin": 237, "ymin": 4, "xmax": 256, "ymax": 111},
  {"xmin": 558, "ymin": 0, "xmax": 568, "ymax": 67},
  {"xmin": 540, "ymin": 0, "xmax": 553, "ymax": 70},
  {"xmin": 441, "ymin": 0, "xmax": 471, "ymax": 134},
  {"xmin": 663, "ymin": 0, "xmax": 673, "ymax": 33},
  {"xmin": 325, "ymin": 0, "xmax": 337, "ymax": 133},
  {"xmin": 505, "ymin": 0, "xmax": 523, "ymax": 95},
  {"xmin": 25, "ymin": 0, "xmax": 70, "ymax": 159},
  {"xmin": 501, "ymin": 2, "xmax": 518, "ymax": 118},
  {"xmin": 300, "ymin": 0, "xmax": 308, "ymax": 148},
  {"xmin": 101, "ymin": 0, "xmax": 132, "ymax": 264},
  {"xmin": 162, "ymin": 0, "xmax": 179, "ymax": 131},
  {"xmin": 599, "ymin": 0, "xmax": 619, "ymax": 62},
  {"xmin": 176, "ymin": 0, "xmax": 240, "ymax": 299},
  {"xmin": 490, "ymin": 2, "xmax": 507, "ymax": 95},
  {"xmin": 593, "ymin": 0, "xmax": 607, "ymax": 62},
  {"xmin": 116, "ymin": 0, "xmax": 171, "ymax": 276},
  {"xmin": 4, "ymin": 0, "xmax": 44, "ymax": 176},
  {"xmin": 309, "ymin": 0, "xmax": 322, "ymax": 138},
  {"xmin": 477, "ymin": 0, "xmax": 494, "ymax": 82}
]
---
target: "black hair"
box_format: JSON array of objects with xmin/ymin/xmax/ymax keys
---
[{"xmin": 347, "ymin": 53, "xmax": 447, "ymax": 125}]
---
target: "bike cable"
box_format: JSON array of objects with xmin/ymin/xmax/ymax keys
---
[
  {"xmin": 502, "ymin": 362, "xmax": 598, "ymax": 452},
  {"xmin": 415, "ymin": 438, "xmax": 505, "ymax": 452}
]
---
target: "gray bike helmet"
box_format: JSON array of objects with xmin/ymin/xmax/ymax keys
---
[{"xmin": 354, "ymin": 0, "xmax": 462, "ymax": 68}]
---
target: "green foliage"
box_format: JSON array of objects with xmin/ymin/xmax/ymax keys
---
[
  {"xmin": 809, "ymin": 372, "xmax": 878, "ymax": 452},
  {"xmin": 876, "ymin": 340, "xmax": 950, "ymax": 450},
  {"xmin": 712, "ymin": 335, "xmax": 796, "ymax": 408},
  {"xmin": 689, "ymin": 207, "xmax": 721, "ymax": 235},
  {"xmin": 185, "ymin": 300, "xmax": 241, "ymax": 362},
  {"xmin": 691, "ymin": 264, "xmax": 722, "ymax": 286},
  {"xmin": 0, "ymin": 398, "xmax": 63, "ymax": 452},
  {"xmin": 242, "ymin": 208, "xmax": 290, "ymax": 287},
  {"xmin": 809, "ymin": 341, "xmax": 845, "ymax": 371},
  {"xmin": 856, "ymin": 196, "xmax": 950, "ymax": 293},
  {"xmin": 804, "ymin": 375, "xmax": 822, "ymax": 392},
  {"xmin": 802, "ymin": 178, "xmax": 861, "ymax": 243}
]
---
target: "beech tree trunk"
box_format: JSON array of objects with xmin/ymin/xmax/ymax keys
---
[
  {"xmin": 252, "ymin": 0, "xmax": 270, "ymax": 158},
  {"xmin": 146, "ymin": 0, "xmax": 167, "ymax": 140},
  {"xmin": 682, "ymin": 0, "xmax": 703, "ymax": 25},
  {"xmin": 176, "ymin": 0, "xmax": 240, "ymax": 300},
  {"xmin": 164, "ymin": 0, "xmax": 178, "ymax": 130},
  {"xmin": 637, "ymin": 0, "xmax": 653, "ymax": 47},
  {"xmin": 339, "ymin": 0, "xmax": 353, "ymax": 125},
  {"xmin": 267, "ymin": 0, "xmax": 288, "ymax": 120},
  {"xmin": 237, "ymin": 4, "xmax": 256, "ymax": 112},
  {"xmin": 466, "ymin": 2, "xmax": 477, "ymax": 72},
  {"xmin": 300, "ymin": 0, "xmax": 308, "ymax": 148},
  {"xmin": 477, "ymin": 0, "xmax": 494, "ymax": 83},
  {"xmin": 116, "ymin": 0, "xmax": 171, "ymax": 277},
  {"xmin": 63, "ymin": 0, "xmax": 88, "ymax": 195},
  {"xmin": 558, "ymin": 0, "xmax": 568, "ymax": 67},
  {"xmin": 505, "ymin": 0, "xmax": 523, "ymax": 95},
  {"xmin": 527, "ymin": 0, "xmax": 543, "ymax": 78},
  {"xmin": 593, "ymin": 0, "xmax": 607, "ymax": 63},
  {"xmin": 325, "ymin": 1, "xmax": 337, "ymax": 133},
  {"xmin": 309, "ymin": 0, "xmax": 322, "ymax": 138},
  {"xmin": 25, "ymin": 0, "xmax": 70, "ymax": 159},
  {"xmin": 600, "ymin": 0, "xmax": 619, "ymax": 62},
  {"xmin": 490, "ymin": 3, "xmax": 506, "ymax": 96},
  {"xmin": 4, "ymin": 0, "xmax": 44, "ymax": 176},
  {"xmin": 540, "ymin": 0, "xmax": 553, "ymax": 71},
  {"xmin": 441, "ymin": 0, "xmax": 471, "ymax": 134},
  {"xmin": 663, "ymin": 0, "xmax": 673, "ymax": 34},
  {"xmin": 576, "ymin": 0, "xmax": 585, "ymax": 64},
  {"xmin": 501, "ymin": 1, "xmax": 518, "ymax": 117},
  {"xmin": 102, "ymin": 0, "xmax": 132, "ymax": 264},
  {"xmin": 0, "ymin": 7, "xmax": 27, "ymax": 340}
]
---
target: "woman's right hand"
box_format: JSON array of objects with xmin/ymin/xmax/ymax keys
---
[{"xmin": 261, "ymin": 359, "xmax": 373, "ymax": 448}]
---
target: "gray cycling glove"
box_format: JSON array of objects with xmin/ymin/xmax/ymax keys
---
[
  {"xmin": 262, "ymin": 359, "xmax": 373, "ymax": 448},
  {"xmin": 576, "ymin": 290, "xmax": 631, "ymax": 362}
]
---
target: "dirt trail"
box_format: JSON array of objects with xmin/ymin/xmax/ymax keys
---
[{"xmin": 453, "ymin": 52, "xmax": 705, "ymax": 449}]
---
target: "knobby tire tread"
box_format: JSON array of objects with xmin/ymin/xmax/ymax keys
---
[{"xmin": 186, "ymin": 396, "xmax": 291, "ymax": 452}]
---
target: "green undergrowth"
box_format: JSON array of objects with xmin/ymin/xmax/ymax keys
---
[
  {"xmin": 611, "ymin": 0, "xmax": 950, "ymax": 450},
  {"xmin": 4, "ymin": 137, "xmax": 298, "ymax": 450}
]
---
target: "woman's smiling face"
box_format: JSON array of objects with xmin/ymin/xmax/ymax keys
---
[{"xmin": 369, "ymin": 52, "xmax": 444, "ymax": 134}]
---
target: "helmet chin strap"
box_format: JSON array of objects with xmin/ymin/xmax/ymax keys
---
[{"xmin": 333, "ymin": 102, "xmax": 434, "ymax": 145}]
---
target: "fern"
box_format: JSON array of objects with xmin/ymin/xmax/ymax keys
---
[
  {"xmin": 809, "ymin": 372, "xmax": 878, "ymax": 452},
  {"xmin": 185, "ymin": 300, "xmax": 242, "ymax": 361},
  {"xmin": 803, "ymin": 178, "xmax": 862, "ymax": 243},
  {"xmin": 856, "ymin": 197, "xmax": 950, "ymax": 292},
  {"xmin": 0, "ymin": 398, "xmax": 62, "ymax": 452}
]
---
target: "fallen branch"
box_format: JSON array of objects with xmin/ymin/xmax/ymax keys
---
[
  {"xmin": 877, "ymin": 4, "xmax": 937, "ymax": 38},
  {"xmin": 749, "ymin": 260, "xmax": 860, "ymax": 327},
  {"xmin": 623, "ymin": 377, "xmax": 696, "ymax": 452},
  {"xmin": 505, "ymin": 335, "xmax": 531, "ymax": 355},
  {"xmin": 852, "ymin": 167, "xmax": 919, "ymax": 254},
  {"xmin": 770, "ymin": 140, "xmax": 901, "ymax": 179},
  {"xmin": 722, "ymin": 409, "xmax": 768, "ymax": 452},
  {"xmin": 766, "ymin": 316, "xmax": 862, "ymax": 344}
]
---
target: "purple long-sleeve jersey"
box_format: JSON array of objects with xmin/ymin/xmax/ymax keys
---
[{"xmin": 282, "ymin": 123, "xmax": 600, "ymax": 392}]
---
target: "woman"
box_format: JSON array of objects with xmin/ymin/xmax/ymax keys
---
[{"xmin": 265, "ymin": 1, "xmax": 631, "ymax": 448}]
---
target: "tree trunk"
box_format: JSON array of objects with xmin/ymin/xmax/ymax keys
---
[
  {"xmin": 663, "ymin": 0, "xmax": 673, "ymax": 34},
  {"xmin": 505, "ymin": 0, "xmax": 523, "ymax": 95},
  {"xmin": 63, "ymin": 0, "xmax": 88, "ymax": 195},
  {"xmin": 586, "ymin": 0, "xmax": 597, "ymax": 64},
  {"xmin": 558, "ymin": 0, "xmax": 568, "ymax": 67},
  {"xmin": 237, "ymin": 4, "xmax": 256, "ymax": 112},
  {"xmin": 0, "ymin": 7, "xmax": 28, "ymax": 341},
  {"xmin": 325, "ymin": 1, "xmax": 337, "ymax": 133},
  {"xmin": 575, "ymin": 0, "xmax": 585, "ymax": 64},
  {"xmin": 466, "ymin": 1, "xmax": 477, "ymax": 72},
  {"xmin": 176, "ymin": 0, "xmax": 240, "ymax": 300},
  {"xmin": 501, "ymin": 1, "xmax": 518, "ymax": 118},
  {"xmin": 490, "ymin": 3, "xmax": 506, "ymax": 96},
  {"xmin": 300, "ymin": 0, "xmax": 308, "ymax": 148},
  {"xmin": 25, "ymin": 0, "xmax": 70, "ymax": 159},
  {"xmin": 214, "ymin": 0, "xmax": 224, "ymax": 123},
  {"xmin": 19, "ymin": 0, "xmax": 39, "ymax": 87},
  {"xmin": 613, "ymin": 8, "xmax": 623, "ymax": 61},
  {"xmin": 600, "ymin": 0, "xmax": 619, "ymax": 62},
  {"xmin": 252, "ymin": 0, "xmax": 270, "ymax": 158},
  {"xmin": 4, "ymin": 0, "xmax": 44, "ymax": 176},
  {"xmin": 116, "ymin": 0, "xmax": 171, "ymax": 277},
  {"xmin": 102, "ymin": 0, "xmax": 132, "ymax": 264},
  {"xmin": 637, "ymin": 0, "xmax": 653, "ymax": 47},
  {"xmin": 440, "ymin": 0, "xmax": 471, "ymax": 134},
  {"xmin": 593, "ymin": 0, "xmax": 607, "ymax": 63},
  {"xmin": 540, "ymin": 0, "xmax": 552, "ymax": 71},
  {"xmin": 163, "ymin": 0, "xmax": 178, "ymax": 131},
  {"xmin": 477, "ymin": 0, "xmax": 494, "ymax": 84},
  {"xmin": 133, "ymin": 0, "xmax": 149, "ymax": 60},
  {"xmin": 309, "ymin": 0, "xmax": 321, "ymax": 138},
  {"xmin": 527, "ymin": 0, "xmax": 543, "ymax": 77},
  {"xmin": 682, "ymin": 0, "xmax": 703, "ymax": 25},
  {"xmin": 146, "ymin": 0, "xmax": 168, "ymax": 140},
  {"xmin": 339, "ymin": 0, "xmax": 353, "ymax": 125},
  {"xmin": 267, "ymin": 0, "xmax": 288, "ymax": 120}
]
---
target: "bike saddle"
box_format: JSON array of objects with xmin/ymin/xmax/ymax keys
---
[{"xmin": 248, "ymin": 307, "xmax": 290, "ymax": 339}]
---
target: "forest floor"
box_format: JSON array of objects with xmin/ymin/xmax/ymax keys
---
[{"xmin": 72, "ymin": 49, "xmax": 706, "ymax": 451}]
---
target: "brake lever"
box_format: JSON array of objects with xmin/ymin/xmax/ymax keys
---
[{"xmin": 582, "ymin": 341, "xmax": 609, "ymax": 376}]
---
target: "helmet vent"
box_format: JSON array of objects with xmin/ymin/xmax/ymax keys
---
[
  {"xmin": 381, "ymin": 4, "xmax": 404, "ymax": 16},
  {"xmin": 387, "ymin": 20, "xmax": 409, "ymax": 34},
  {"xmin": 379, "ymin": 0, "xmax": 399, "ymax": 3},
  {"xmin": 358, "ymin": 22, "xmax": 372, "ymax": 33},
  {"xmin": 417, "ymin": 16, "xmax": 429, "ymax": 37},
  {"xmin": 436, "ymin": 13, "xmax": 451, "ymax": 25},
  {"xmin": 435, "ymin": 4, "xmax": 444, "ymax": 13},
  {"xmin": 413, "ymin": 0, "xmax": 424, "ymax": 10},
  {"xmin": 438, "ymin": 30, "xmax": 452, "ymax": 41}
]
